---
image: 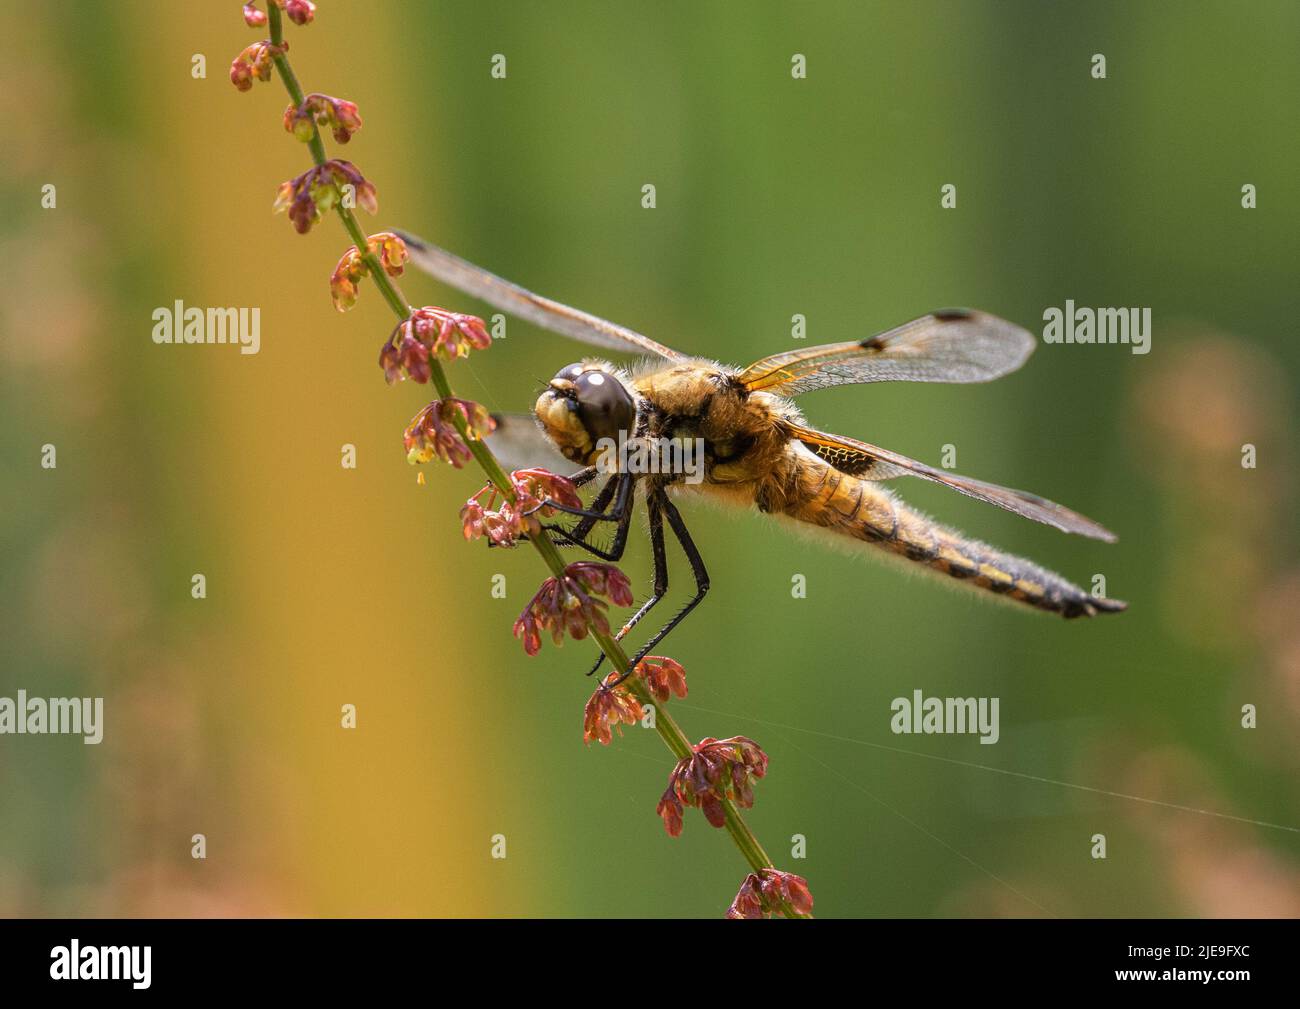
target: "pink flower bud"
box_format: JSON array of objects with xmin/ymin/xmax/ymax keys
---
[
  {"xmin": 229, "ymin": 39, "xmax": 287, "ymax": 93},
  {"xmin": 403, "ymin": 398, "xmax": 494, "ymax": 469},
  {"xmin": 636, "ymin": 656, "xmax": 688, "ymax": 703},
  {"xmin": 583, "ymin": 675, "xmax": 645, "ymax": 746},
  {"xmin": 272, "ymin": 160, "xmax": 377, "ymax": 235},
  {"xmin": 284, "ymin": 93, "xmax": 363, "ymax": 145},
  {"xmin": 329, "ymin": 233, "xmax": 405, "ymax": 312},
  {"xmin": 513, "ymin": 562, "xmax": 635, "ymax": 655},
  {"xmin": 726, "ymin": 869, "xmax": 814, "ymax": 919},
  {"xmin": 657, "ymin": 736, "xmax": 769, "ymax": 836},
  {"xmin": 377, "ymin": 306, "xmax": 491, "ymax": 381},
  {"xmin": 283, "ymin": 0, "xmax": 316, "ymax": 25}
]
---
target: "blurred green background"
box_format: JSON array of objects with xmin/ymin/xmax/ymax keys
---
[{"xmin": 1, "ymin": 1, "xmax": 1297, "ymax": 917}]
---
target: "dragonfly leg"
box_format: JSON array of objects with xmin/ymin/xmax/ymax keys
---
[
  {"xmin": 567, "ymin": 466, "xmax": 599, "ymax": 488},
  {"xmin": 546, "ymin": 474, "xmax": 635, "ymax": 561},
  {"xmin": 491, "ymin": 468, "xmax": 600, "ymax": 549},
  {"xmin": 527, "ymin": 497, "xmax": 622, "ymax": 522},
  {"xmin": 587, "ymin": 491, "xmax": 667, "ymax": 679},
  {"xmin": 599, "ymin": 490, "xmax": 708, "ymax": 688},
  {"xmin": 511, "ymin": 469, "xmax": 618, "ymax": 548},
  {"xmin": 545, "ymin": 474, "xmax": 617, "ymax": 550}
]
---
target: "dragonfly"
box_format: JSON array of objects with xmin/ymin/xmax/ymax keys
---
[{"xmin": 396, "ymin": 231, "xmax": 1126, "ymax": 680}]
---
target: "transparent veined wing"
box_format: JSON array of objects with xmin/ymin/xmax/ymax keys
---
[
  {"xmin": 483, "ymin": 412, "xmax": 574, "ymax": 474},
  {"xmin": 786, "ymin": 421, "xmax": 1117, "ymax": 542},
  {"xmin": 394, "ymin": 230, "xmax": 684, "ymax": 361},
  {"xmin": 739, "ymin": 310, "xmax": 1035, "ymax": 396}
]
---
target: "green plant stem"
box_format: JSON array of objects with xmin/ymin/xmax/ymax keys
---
[
  {"xmin": 262, "ymin": 14, "xmax": 798, "ymax": 915},
  {"xmin": 268, "ymin": 11, "xmax": 327, "ymax": 167}
]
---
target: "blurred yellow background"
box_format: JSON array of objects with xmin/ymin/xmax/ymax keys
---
[{"xmin": 1, "ymin": 1, "xmax": 1297, "ymax": 917}]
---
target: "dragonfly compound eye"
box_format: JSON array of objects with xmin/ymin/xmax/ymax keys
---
[
  {"xmin": 552, "ymin": 363, "xmax": 585, "ymax": 385},
  {"xmin": 573, "ymin": 370, "xmax": 634, "ymax": 443}
]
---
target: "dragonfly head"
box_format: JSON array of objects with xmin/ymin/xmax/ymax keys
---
[{"xmin": 536, "ymin": 362, "xmax": 636, "ymax": 465}]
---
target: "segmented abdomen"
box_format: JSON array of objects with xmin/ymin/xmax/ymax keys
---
[{"xmin": 778, "ymin": 455, "xmax": 1123, "ymax": 618}]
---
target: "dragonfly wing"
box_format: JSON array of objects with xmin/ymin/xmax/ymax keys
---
[
  {"xmin": 394, "ymin": 230, "xmax": 684, "ymax": 361},
  {"xmin": 788, "ymin": 422, "xmax": 1117, "ymax": 542},
  {"xmin": 483, "ymin": 411, "xmax": 573, "ymax": 474},
  {"xmin": 739, "ymin": 310, "xmax": 1035, "ymax": 395}
]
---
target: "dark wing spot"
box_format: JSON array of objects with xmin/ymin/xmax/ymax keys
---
[
  {"xmin": 859, "ymin": 336, "xmax": 886, "ymax": 351},
  {"xmin": 801, "ymin": 439, "xmax": 879, "ymax": 477},
  {"xmin": 933, "ymin": 308, "xmax": 975, "ymax": 322}
]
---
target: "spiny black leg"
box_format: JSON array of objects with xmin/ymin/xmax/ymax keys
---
[
  {"xmin": 549, "ymin": 474, "xmax": 617, "ymax": 550},
  {"xmin": 547, "ymin": 526, "xmax": 625, "ymax": 561},
  {"xmin": 492, "ymin": 467, "xmax": 599, "ymax": 550},
  {"xmin": 521, "ymin": 467, "xmax": 615, "ymax": 522},
  {"xmin": 567, "ymin": 467, "xmax": 599, "ymax": 488},
  {"xmin": 528, "ymin": 496, "xmax": 624, "ymax": 522},
  {"xmin": 548, "ymin": 474, "xmax": 635, "ymax": 561},
  {"xmin": 587, "ymin": 491, "xmax": 668, "ymax": 679},
  {"xmin": 605, "ymin": 492, "xmax": 709, "ymax": 687},
  {"xmin": 619, "ymin": 491, "xmax": 668, "ymax": 636}
]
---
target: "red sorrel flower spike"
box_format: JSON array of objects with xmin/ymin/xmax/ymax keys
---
[
  {"xmin": 378, "ymin": 307, "xmax": 491, "ymax": 382},
  {"xmin": 282, "ymin": 0, "xmax": 317, "ymax": 24},
  {"xmin": 371, "ymin": 232, "xmax": 408, "ymax": 274},
  {"xmin": 330, "ymin": 232, "xmax": 407, "ymax": 311},
  {"xmin": 636, "ymin": 656, "xmax": 688, "ymax": 703},
  {"xmin": 656, "ymin": 788, "xmax": 685, "ymax": 838},
  {"xmin": 457, "ymin": 469, "xmax": 581, "ymax": 550},
  {"xmin": 285, "ymin": 93, "xmax": 363, "ymax": 144},
  {"xmin": 508, "ymin": 468, "xmax": 582, "ymax": 525},
  {"xmin": 726, "ymin": 869, "xmax": 814, "ymax": 919},
  {"xmin": 378, "ymin": 328, "xmax": 430, "ymax": 384},
  {"xmin": 584, "ymin": 656, "xmax": 688, "ymax": 745},
  {"xmin": 404, "ymin": 398, "xmax": 494, "ymax": 469},
  {"xmin": 583, "ymin": 673, "xmax": 645, "ymax": 746},
  {"xmin": 244, "ymin": 1, "xmax": 316, "ymax": 26},
  {"xmin": 459, "ymin": 497, "xmax": 487, "ymax": 540},
  {"xmin": 458, "ymin": 484, "xmax": 519, "ymax": 547},
  {"xmin": 272, "ymin": 159, "xmax": 377, "ymax": 234},
  {"xmin": 459, "ymin": 493, "xmax": 523, "ymax": 548},
  {"xmin": 512, "ymin": 562, "xmax": 634, "ymax": 656},
  {"xmin": 657, "ymin": 736, "xmax": 768, "ymax": 835},
  {"xmin": 229, "ymin": 39, "xmax": 288, "ymax": 92},
  {"xmin": 412, "ymin": 307, "xmax": 492, "ymax": 360},
  {"xmin": 565, "ymin": 562, "xmax": 635, "ymax": 607}
]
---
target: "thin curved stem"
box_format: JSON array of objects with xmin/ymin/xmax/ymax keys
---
[{"xmin": 260, "ymin": 10, "xmax": 795, "ymax": 913}]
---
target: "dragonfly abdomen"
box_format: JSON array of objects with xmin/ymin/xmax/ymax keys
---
[{"xmin": 779, "ymin": 456, "xmax": 1124, "ymax": 618}]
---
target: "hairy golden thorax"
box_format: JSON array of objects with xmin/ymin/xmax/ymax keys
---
[
  {"xmin": 637, "ymin": 363, "xmax": 785, "ymax": 461},
  {"xmin": 533, "ymin": 359, "xmax": 798, "ymax": 491}
]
